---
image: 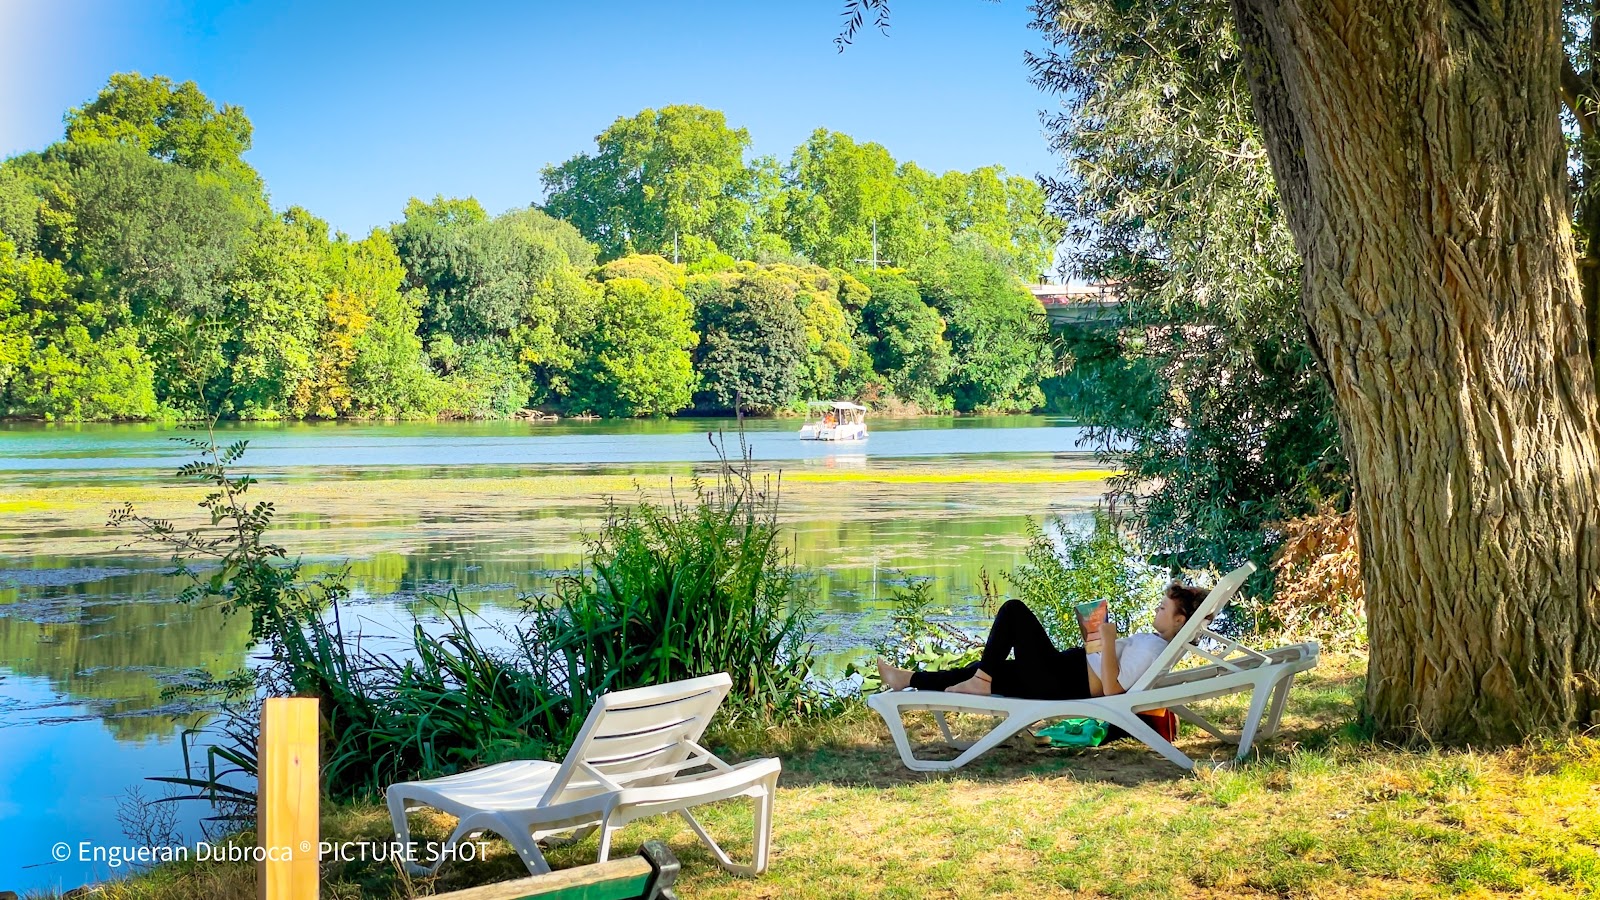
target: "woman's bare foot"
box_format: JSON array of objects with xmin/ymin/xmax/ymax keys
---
[
  {"xmin": 947, "ymin": 671, "xmax": 993, "ymax": 696},
  {"xmin": 876, "ymin": 658, "xmax": 913, "ymax": 690}
]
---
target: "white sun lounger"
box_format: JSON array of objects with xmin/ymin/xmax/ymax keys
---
[
  {"xmin": 387, "ymin": 672, "xmax": 781, "ymax": 876},
  {"xmin": 868, "ymin": 562, "xmax": 1320, "ymax": 772}
]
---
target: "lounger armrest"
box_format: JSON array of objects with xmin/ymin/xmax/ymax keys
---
[{"xmin": 615, "ymin": 757, "xmax": 780, "ymax": 807}]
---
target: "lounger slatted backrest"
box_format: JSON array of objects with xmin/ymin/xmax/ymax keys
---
[
  {"xmin": 1126, "ymin": 562, "xmax": 1262, "ymax": 694},
  {"xmin": 538, "ymin": 673, "xmax": 734, "ymax": 808}
]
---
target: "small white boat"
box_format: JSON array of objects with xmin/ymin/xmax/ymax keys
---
[{"xmin": 799, "ymin": 401, "xmax": 868, "ymax": 441}]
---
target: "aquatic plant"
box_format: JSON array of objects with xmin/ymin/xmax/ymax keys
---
[{"xmin": 537, "ymin": 433, "xmax": 818, "ymax": 723}]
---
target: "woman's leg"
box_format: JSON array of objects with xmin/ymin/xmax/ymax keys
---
[
  {"xmin": 980, "ymin": 599, "xmax": 1060, "ymax": 671},
  {"xmin": 908, "ymin": 663, "xmax": 980, "ymax": 692},
  {"xmin": 988, "ymin": 647, "xmax": 1092, "ymax": 700},
  {"xmin": 891, "ymin": 601, "xmax": 1058, "ymax": 695}
]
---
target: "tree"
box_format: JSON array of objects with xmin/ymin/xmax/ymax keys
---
[
  {"xmin": 0, "ymin": 239, "xmax": 156, "ymax": 419},
  {"xmin": 859, "ymin": 271, "xmax": 953, "ymax": 409},
  {"xmin": 0, "ymin": 169, "xmax": 40, "ymax": 256},
  {"xmin": 911, "ymin": 237, "xmax": 1051, "ymax": 412},
  {"xmin": 1228, "ymin": 1, "xmax": 1600, "ymax": 740},
  {"xmin": 391, "ymin": 197, "xmax": 597, "ymax": 411},
  {"xmin": 220, "ymin": 214, "xmax": 327, "ymax": 418},
  {"xmin": 541, "ymin": 106, "xmax": 755, "ymax": 260},
  {"xmin": 58, "ymin": 142, "xmax": 255, "ymax": 414},
  {"xmin": 777, "ymin": 129, "xmax": 1057, "ymax": 277},
  {"xmin": 1027, "ymin": 1, "xmax": 1345, "ymax": 585},
  {"xmin": 390, "ymin": 196, "xmax": 523, "ymax": 343},
  {"xmin": 688, "ymin": 268, "xmax": 810, "ymax": 412},
  {"xmin": 65, "ymin": 71, "xmax": 262, "ymax": 195},
  {"xmin": 566, "ymin": 276, "xmax": 698, "ymax": 417},
  {"xmin": 780, "ymin": 129, "xmax": 900, "ymax": 268}
]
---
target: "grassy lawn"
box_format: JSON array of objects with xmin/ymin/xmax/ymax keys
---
[{"xmin": 91, "ymin": 654, "xmax": 1600, "ymax": 899}]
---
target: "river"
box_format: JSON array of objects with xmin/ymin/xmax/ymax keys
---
[{"xmin": 0, "ymin": 415, "xmax": 1109, "ymax": 891}]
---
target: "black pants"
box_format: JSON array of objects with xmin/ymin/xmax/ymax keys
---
[{"xmin": 908, "ymin": 599, "xmax": 1091, "ymax": 700}]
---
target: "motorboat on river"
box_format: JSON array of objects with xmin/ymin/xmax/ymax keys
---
[{"xmin": 798, "ymin": 401, "xmax": 868, "ymax": 441}]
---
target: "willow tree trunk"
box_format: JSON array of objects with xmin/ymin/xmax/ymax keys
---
[{"xmin": 1230, "ymin": 0, "xmax": 1600, "ymax": 741}]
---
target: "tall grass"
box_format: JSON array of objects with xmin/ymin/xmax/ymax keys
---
[{"xmin": 538, "ymin": 448, "xmax": 816, "ymax": 723}]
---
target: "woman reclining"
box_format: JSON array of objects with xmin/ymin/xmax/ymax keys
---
[{"xmin": 876, "ymin": 582, "xmax": 1209, "ymax": 699}]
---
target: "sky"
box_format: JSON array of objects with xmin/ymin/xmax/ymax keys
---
[{"xmin": 0, "ymin": 0, "xmax": 1065, "ymax": 238}]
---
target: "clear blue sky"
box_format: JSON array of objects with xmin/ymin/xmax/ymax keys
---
[{"xmin": 0, "ymin": 0, "xmax": 1063, "ymax": 238}]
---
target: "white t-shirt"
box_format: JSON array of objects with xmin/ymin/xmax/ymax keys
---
[{"xmin": 1085, "ymin": 632, "xmax": 1169, "ymax": 691}]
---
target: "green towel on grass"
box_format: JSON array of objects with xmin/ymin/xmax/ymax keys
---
[{"xmin": 1034, "ymin": 717, "xmax": 1107, "ymax": 748}]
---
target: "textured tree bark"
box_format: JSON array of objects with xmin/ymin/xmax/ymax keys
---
[{"xmin": 1230, "ymin": 0, "xmax": 1600, "ymax": 741}]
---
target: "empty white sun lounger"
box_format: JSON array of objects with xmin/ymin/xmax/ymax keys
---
[
  {"xmin": 868, "ymin": 562, "xmax": 1319, "ymax": 772},
  {"xmin": 387, "ymin": 672, "xmax": 781, "ymax": 877}
]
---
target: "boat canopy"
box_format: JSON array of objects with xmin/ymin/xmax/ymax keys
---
[{"xmin": 805, "ymin": 400, "xmax": 867, "ymax": 411}]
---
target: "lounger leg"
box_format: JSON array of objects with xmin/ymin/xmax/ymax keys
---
[
  {"xmin": 386, "ymin": 791, "xmax": 432, "ymax": 877},
  {"xmin": 596, "ymin": 816, "xmax": 617, "ymax": 863},
  {"xmin": 496, "ymin": 821, "xmax": 554, "ymax": 876},
  {"xmin": 878, "ymin": 701, "xmax": 926, "ymax": 769},
  {"xmin": 751, "ymin": 774, "xmax": 777, "ymax": 874},
  {"xmin": 943, "ymin": 711, "xmax": 1034, "ymax": 771},
  {"xmin": 1235, "ymin": 677, "xmax": 1277, "ymax": 760},
  {"xmin": 678, "ymin": 809, "xmax": 735, "ymax": 873},
  {"xmin": 1260, "ymin": 673, "xmax": 1295, "ymax": 740},
  {"xmin": 386, "ymin": 790, "xmax": 413, "ymax": 854}
]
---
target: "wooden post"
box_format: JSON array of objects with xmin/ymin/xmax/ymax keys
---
[{"xmin": 258, "ymin": 697, "xmax": 319, "ymax": 900}]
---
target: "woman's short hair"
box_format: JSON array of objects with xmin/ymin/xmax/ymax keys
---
[{"xmin": 1165, "ymin": 582, "xmax": 1209, "ymax": 621}]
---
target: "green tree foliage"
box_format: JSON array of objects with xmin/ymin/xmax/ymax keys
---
[
  {"xmin": 64, "ymin": 72, "xmax": 262, "ymax": 194},
  {"xmin": 220, "ymin": 214, "xmax": 326, "ymax": 419},
  {"xmin": 1029, "ymin": 1, "xmax": 1345, "ymax": 574},
  {"xmin": 391, "ymin": 196, "xmax": 529, "ymax": 343},
  {"xmin": 0, "ymin": 239, "xmax": 157, "ymax": 419},
  {"xmin": 858, "ymin": 271, "xmax": 953, "ymax": 409},
  {"xmin": 594, "ymin": 253, "xmax": 685, "ymax": 292},
  {"xmin": 2, "ymin": 73, "xmax": 1056, "ymax": 421},
  {"xmin": 911, "ymin": 238, "xmax": 1052, "ymax": 412},
  {"xmin": 390, "ymin": 197, "xmax": 599, "ymax": 412},
  {"xmin": 542, "ymin": 105, "xmax": 755, "ymax": 261},
  {"xmin": 777, "ymin": 129, "xmax": 1056, "ymax": 277},
  {"xmin": 566, "ymin": 275, "xmax": 698, "ymax": 417},
  {"xmin": 0, "ymin": 169, "xmax": 41, "ymax": 255},
  {"xmin": 688, "ymin": 268, "xmax": 810, "ymax": 412},
  {"xmin": 55, "ymin": 142, "xmax": 255, "ymax": 414}
]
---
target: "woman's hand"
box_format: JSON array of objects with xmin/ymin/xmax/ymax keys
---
[{"xmin": 1097, "ymin": 618, "xmax": 1119, "ymax": 644}]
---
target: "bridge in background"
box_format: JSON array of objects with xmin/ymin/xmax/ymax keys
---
[{"xmin": 1030, "ymin": 283, "xmax": 1122, "ymax": 326}]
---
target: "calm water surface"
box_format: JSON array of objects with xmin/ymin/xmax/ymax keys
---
[{"xmin": 0, "ymin": 417, "xmax": 1103, "ymax": 890}]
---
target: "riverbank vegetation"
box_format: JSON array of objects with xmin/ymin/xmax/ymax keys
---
[{"xmin": 0, "ymin": 75, "xmax": 1058, "ymax": 423}]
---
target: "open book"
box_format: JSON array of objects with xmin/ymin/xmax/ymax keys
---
[{"xmin": 1075, "ymin": 598, "xmax": 1109, "ymax": 654}]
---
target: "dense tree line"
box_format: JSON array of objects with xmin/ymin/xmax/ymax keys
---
[{"xmin": 0, "ymin": 75, "xmax": 1058, "ymax": 421}]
